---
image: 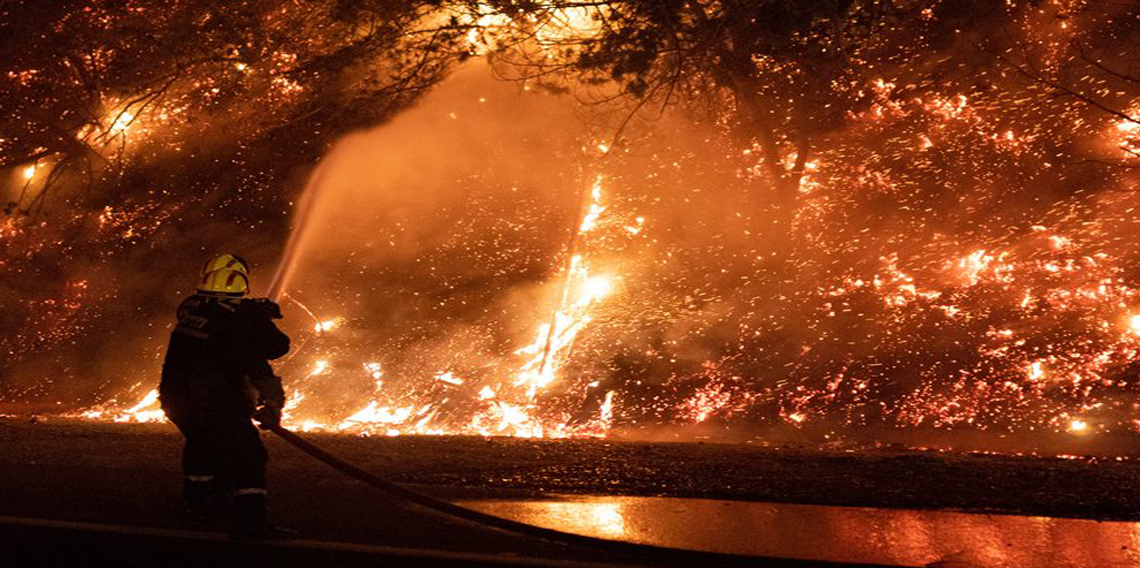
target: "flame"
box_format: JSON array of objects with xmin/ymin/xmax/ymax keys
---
[
  {"xmin": 578, "ymin": 176, "xmax": 606, "ymax": 232},
  {"xmin": 598, "ymin": 391, "xmax": 615, "ymax": 425},
  {"xmin": 128, "ymin": 172, "xmax": 638, "ymax": 439},
  {"xmin": 339, "ymin": 402, "xmax": 413, "ymax": 428},
  {"xmin": 314, "ymin": 318, "xmax": 340, "ymax": 332},
  {"xmin": 1130, "ymin": 315, "xmax": 1140, "ymax": 336},
  {"xmin": 436, "ymin": 371, "xmax": 464, "ymax": 385},
  {"xmin": 73, "ymin": 388, "xmax": 166, "ymax": 423},
  {"xmin": 276, "ymin": 174, "xmax": 632, "ymax": 437},
  {"xmin": 110, "ymin": 111, "xmax": 134, "ymax": 136},
  {"xmin": 580, "ymin": 276, "xmax": 612, "ymax": 305},
  {"xmin": 1113, "ymin": 105, "xmax": 1140, "ymax": 158}
]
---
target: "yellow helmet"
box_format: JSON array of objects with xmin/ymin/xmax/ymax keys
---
[
  {"xmin": 198, "ymin": 267, "xmax": 249, "ymax": 297},
  {"xmin": 201, "ymin": 253, "xmax": 249, "ymax": 276}
]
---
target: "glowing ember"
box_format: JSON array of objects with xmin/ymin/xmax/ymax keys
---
[
  {"xmin": 109, "ymin": 111, "xmax": 134, "ymax": 135},
  {"xmin": 314, "ymin": 318, "xmax": 340, "ymax": 333}
]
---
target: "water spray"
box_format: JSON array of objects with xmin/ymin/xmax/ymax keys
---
[{"xmin": 267, "ymin": 161, "xmax": 330, "ymax": 303}]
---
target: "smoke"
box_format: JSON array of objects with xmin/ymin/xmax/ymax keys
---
[{"xmin": 270, "ymin": 62, "xmax": 598, "ymax": 420}]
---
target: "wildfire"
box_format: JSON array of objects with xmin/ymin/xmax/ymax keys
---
[
  {"xmin": 47, "ymin": 3, "xmax": 1140, "ymax": 448},
  {"xmin": 245, "ymin": 173, "xmax": 640, "ymax": 438}
]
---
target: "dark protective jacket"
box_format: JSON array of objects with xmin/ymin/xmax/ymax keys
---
[{"xmin": 160, "ymin": 295, "xmax": 290, "ymax": 419}]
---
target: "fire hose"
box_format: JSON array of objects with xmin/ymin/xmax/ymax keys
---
[
  {"xmin": 268, "ymin": 425, "xmax": 686, "ymax": 556},
  {"xmin": 267, "ymin": 425, "xmax": 838, "ymax": 567}
]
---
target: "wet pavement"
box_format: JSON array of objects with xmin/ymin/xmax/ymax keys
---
[
  {"xmin": 459, "ymin": 495, "xmax": 1140, "ymax": 568},
  {"xmin": 8, "ymin": 420, "xmax": 1140, "ymax": 567}
]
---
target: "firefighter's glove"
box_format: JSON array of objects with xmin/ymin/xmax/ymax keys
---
[
  {"xmin": 244, "ymin": 298, "xmax": 283, "ymax": 319},
  {"xmin": 253, "ymin": 405, "xmax": 281, "ymax": 430}
]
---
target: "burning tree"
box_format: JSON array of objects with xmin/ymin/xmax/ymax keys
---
[
  {"xmin": 0, "ymin": 0, "xmax": 468, "ymax": 401},
  {"xmin": 475, "ymin": 1, "xmax": 998, "ymax": 202},
  {"xmin": 455, "ymin": 0, "xmax": 1140, "ymax": 434}
]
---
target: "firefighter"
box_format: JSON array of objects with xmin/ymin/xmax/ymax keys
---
[{"xmin": 159, "ymin": 254, "xmax": 291, "ymax": 538}]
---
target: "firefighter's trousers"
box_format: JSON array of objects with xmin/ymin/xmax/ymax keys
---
[{"xmin": 167, "ymin": 408, "xmax": 267, "ymax": 492}]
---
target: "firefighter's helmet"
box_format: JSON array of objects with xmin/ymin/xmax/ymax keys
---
[
  {"xmin": 198, "ymin": 267, "xmax": 249, "ymax": 297},
  {"xmin": 201, "ymin": 253, "xmax": 249, "ymax": 276}
]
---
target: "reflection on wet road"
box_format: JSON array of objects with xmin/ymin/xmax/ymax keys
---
[{"xmin": 458, "ymin": 495, "xmax": 1140, "ymax": 567}]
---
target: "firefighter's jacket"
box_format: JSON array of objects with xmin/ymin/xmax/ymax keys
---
[{"xmin": 160, "ymin": 295, "xmax": 290, "ymax": 418}]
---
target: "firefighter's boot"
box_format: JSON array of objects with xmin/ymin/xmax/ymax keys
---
[
  {"xmin": 183, "ymin": 476, "xmax": 216, "ymax": 521},
  {"xmin": 231, "ymin": 490, "xmax": 295, "ymax": 540}
]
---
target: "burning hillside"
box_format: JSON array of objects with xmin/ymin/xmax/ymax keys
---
[{"xmin": 4, "ymin": 1, "xmax": 1140, "ymax": 445}]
